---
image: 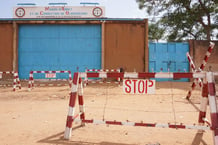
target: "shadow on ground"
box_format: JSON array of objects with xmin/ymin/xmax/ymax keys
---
[
  {"xmin": 37, "ymin": 126, "xmax": 136, "ymax": 145},
  {"xmin": 37, "ymin": 127, "xmax": 208, "ymax": 145},
  {"xmin": 191, "ymin": 132, "xmax": 208, "ymax": 145}
]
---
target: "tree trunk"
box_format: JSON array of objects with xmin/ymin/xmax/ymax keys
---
[
  {"xmin": 206, "ymin": 26, "xmax": 211, "ymax": 41},
  {"xmin": 206, "ymin": 14, "xmax": 211, "ymax": 41}
]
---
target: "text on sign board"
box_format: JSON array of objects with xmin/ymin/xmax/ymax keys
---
[
  {"xmin": 123, "ymin": 79, "xmax": 155, "ymax": 94},
  {"xmin": 45, "ymin": 73, "xmax": 56, "ymax": 78}
]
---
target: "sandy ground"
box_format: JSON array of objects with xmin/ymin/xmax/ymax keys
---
[{"xmin": 0, "ymin": 81, "xmax": 217, "ymax": 145}]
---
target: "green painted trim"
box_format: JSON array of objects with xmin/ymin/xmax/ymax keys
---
[
  {"xmin": 80, "ymin": 2, "xmax": 99, "ymax": 5},
  {"xmin": 17, "ymin": 3, "xmax": 36, "ymax": 5}
]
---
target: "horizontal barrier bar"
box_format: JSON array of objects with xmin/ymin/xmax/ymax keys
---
[
  {"xmin": 79, "ymin": 72, "xmax": 207, "ymax": 79},
  {"xmin": 214, "ymin": 72, "xmax": 218, "ymax": 76},
  {"xmin": 0, "ymin": 71, "xmax": 14, "ymax": 74},
  {"xmin": 86, "ymin": 69, "xmax": 120, "ymax": 72},
  {"xmin": 74, "ymin": 119, "xmax": 210, "ymax": 130},
  {"xmin": 31, "ymin": 70, "xmax": 71, "ymax": 74},
  {"xmin": 33, "ymin": 84, "xmax": 69, "ymax": 87}
]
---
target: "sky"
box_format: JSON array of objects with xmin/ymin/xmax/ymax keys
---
[{"xmin": 0, "ymin": 0, "xmax": 148, "ymax": 18}]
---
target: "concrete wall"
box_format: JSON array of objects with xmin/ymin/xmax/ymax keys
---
[
  {"xmin": 0, "ymin": 23, "xmax": 13, "ymax": 71},
  {"xmin": 104, "ymin": 21, "xmax": 147, "ymax": 72},
  {"xmin": 189, "ymin": 40, "xmax": 218, "ymax": 71}
]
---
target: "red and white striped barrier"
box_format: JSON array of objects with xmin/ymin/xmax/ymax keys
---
[
  {"xmin": 79, "ymin": 72, "xmax": 205, "ymax": 79},
  {"xmin": 0, "ymin": 71, "xmax": 21, "ymax": 91},
  {"xmin": 64, "ymin": 71, "xmax": 218, "ymax": 143},
  {"xmin": 64, "ymin": 72, "xmax": 79, "ymax": 139},
  {"xmin": 78, "ymin": 78, "xmax": 85, "ymax": 126},
  {"xmin": 13, "ymin": 72, "xmax": 21, "ymax": 91},
  {"xmin": 186, "ymin": 42, "xmax": 215, "ymax": 99},
  {"xmin": 198, "ymin": 77, "xmax": 208, "ymax": 125},
  {"xmin": 86, "ymin": 69, "xmax": 120, "ymax": 72},
  {"xmin": 73, "ymin": 119, "xmax": 210, "ymax": 130},
  {"xmin": 84, "ymin": 68, "xmax": 121, "ymax": 86},
  {"xmin": 0, "ymin": 71, "xmax": 14, "ymax": 75},
  {"xmin": 186, "ymin": 52, "xmax": 197, "ymax": 72},
  {"xmin": 200, "ymin": 42, "xmax": 214, "ymax": 71},
  {"xmin": 186, "ymin": 52, "xmax": 203, "ymax": 98},
  {"xmin": 31, "ymin": 83, "xmax": 70, "ymax": 87},
  {"xmin": 85, "ymin": 79, "xmax": 121, "ymax": 85},
  {"xmin": 207, "ymin": 72, "xmax": 218, "ymax": 144},
  {"xmin": 28, "ymin": 70, "xmax": 72, "ymax": 91}
]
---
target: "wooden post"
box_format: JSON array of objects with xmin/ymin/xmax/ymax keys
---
[
  {"xmin": 12, "ymin": 22, "xmax": 17, "ymax": 71},
  {"xmin": 101, "ymin": 20, "xmax": 105, "ymax": 69},
  {"xmin": 144, "ymin": 19, "xmax": 149, "ymax": 72}
]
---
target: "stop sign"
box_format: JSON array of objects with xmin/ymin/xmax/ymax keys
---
[{"xmin": 123, "ymin": 79, "xmax": 155, "ymax": 94}]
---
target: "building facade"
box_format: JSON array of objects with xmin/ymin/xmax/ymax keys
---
[{"xmin": 0, "ymin": 18, "xmax": 148, "ymax": 79}]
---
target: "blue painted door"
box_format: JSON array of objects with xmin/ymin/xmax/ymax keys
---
[
  {"xmin": 149, "ymin": 42, "xmax": 189, "ymax": 81},
  {"xmin": 18, "ymin": 24, "xmax": 101, "ymax": 79}
]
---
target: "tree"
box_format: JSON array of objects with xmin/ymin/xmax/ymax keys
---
[
  {"xmin": 149, "ymin": 23, "xmax": 165, "ymax": 42},
  {"xmin": 136, "ymin": 0, "xmax": 218, "ymax": 41}
]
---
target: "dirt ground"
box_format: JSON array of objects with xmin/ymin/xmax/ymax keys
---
[{"xmin": 0, "ymin": 81, "xmax": 217, "ymax": 145}]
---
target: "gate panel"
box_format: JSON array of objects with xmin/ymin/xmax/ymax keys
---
[
  {"xmin": 18, "ymin": 24, "xmax": 101, "ymax": 79},
  {"xmin": 149, "ymin": 42, "xmax": 189, "ymax": 81}
]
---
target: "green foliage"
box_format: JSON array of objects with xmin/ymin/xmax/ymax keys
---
[
  {"xmin": 136, "ymin": 0, "xmax": 218, "ymax": 41},
  {"xmin": 149, "ymin": 23, "xmax": 165, "ymax": 42}
]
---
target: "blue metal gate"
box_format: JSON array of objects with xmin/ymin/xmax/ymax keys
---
[
  {"xmin": 149, "ymin": 42, "xmax": 189, "ymax": 81},
  {"xmin": 18, "ymin": 24, "xmax": 101, "ymax": 79}
]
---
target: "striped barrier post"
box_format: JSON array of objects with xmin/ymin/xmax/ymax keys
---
[
  {"xmin": 198, "ymin": 76, "xmax": 208, "ymax": 127},
  {"xmin": 64, "ymin": 72, "xmax": 79, "ymax": 139},
  {"xmin": 186, "ymin": 53, "xmax": 203, "ymax": 98},
  {"xmin": 64, "ymin": 71, "xmax": 217, "ymax": 141},
  {"xmin": 186, "ymin": 52, "xmax": 196, "ymax": 72},
  {"xmin": 69, "ymin": 71, "xmax": 72, "ymax": 88},
  {"xmin": 28, "ymin": 71, "xmax": 34, "ymax": 91},
  {"xmin": 200, "ymin": 42, "xmax": 214, "ymax": 71},
  {"xmin": 207, "ymin": 72, "xmax": 218, "ymax": 145},
  {"xmin": 28, "ymin": 70, "xmax": 72, "ymax": 91},
  {"xmin": 0, "ymin": 71, "xmax": 21, "ymax": 91},
  {"xmin": 78, "ymin": 78, "xmax": 85, "ymax": 126},
  {"xmin": 13, "ymin": 72, "xmax": 21, "ymax": 91},
  {"xmin": 186, "ymin": 42, "xmax": 215, "ymax": 99},
  {"xmin": 84, "ymin": 69, "xmax": 88, "ymax": 86}
]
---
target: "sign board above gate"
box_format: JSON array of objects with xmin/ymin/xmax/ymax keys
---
[{"xmin": 13, "ymin": 6, "xmax": 105, "ymax": 18}]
